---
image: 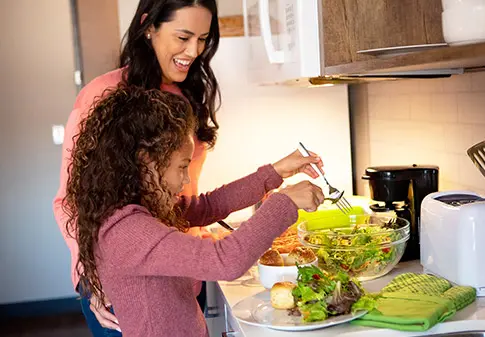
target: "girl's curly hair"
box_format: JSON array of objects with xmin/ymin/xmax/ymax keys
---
[{"xmin": 63, "ymin": 86, "xmax": 196, "ymax": 304}]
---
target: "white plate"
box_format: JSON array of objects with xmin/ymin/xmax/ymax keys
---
[
  {"xmin": 232, "ymin": 290, "xmax": 367, "ymax": 331},
  {"xmin": 357, "ymin": 43, "xmax": 448, "ymax": 58}
]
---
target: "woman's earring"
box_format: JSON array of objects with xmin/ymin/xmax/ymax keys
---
[{"xmin": 147, "ymin": 33, "xmax": 151, "ymax": 40}]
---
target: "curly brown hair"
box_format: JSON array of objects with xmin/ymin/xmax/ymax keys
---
[{"xmin": 63, "ymin": 86, "xmax": 196, "ymax": 304}]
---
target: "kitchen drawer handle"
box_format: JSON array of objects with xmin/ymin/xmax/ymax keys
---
[
  {"xmin": 205, "ymin": 305, "xmax": 220, "ymax": 318},
  {"xmin": 222, "ymin": 332, "xmax": 239, "ymax": 337}
]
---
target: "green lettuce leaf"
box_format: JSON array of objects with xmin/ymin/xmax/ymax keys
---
[
  {"xmin": 299, "ymin": 301, "xmax": 329, "ymax": 322},
  {"xmin": 351, "ymin": 293, "xmax": 380, "ymax": 313}
]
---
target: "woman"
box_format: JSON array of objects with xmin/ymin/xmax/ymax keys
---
[
  {"xmin": 53, "ymin": 0, "xmax": 220, "ymax": 334},
  {"xmin": 63, "ymin": 86, "xmax": 324, "ymax": 337}
]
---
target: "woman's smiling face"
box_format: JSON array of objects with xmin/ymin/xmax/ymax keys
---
[{"xmin": 147, "ymin": 6, "xmax": 212, "ymax": 84}]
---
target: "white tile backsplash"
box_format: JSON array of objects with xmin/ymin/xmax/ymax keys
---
[
  {"xmin": 457, "ymin": 93, "xmax": 485, "ymax": 124},
  {"xmin": 430, "ymin": 93, "xmax": 458, "ymax": 123},
  {"xmin": 471, "ymin": 72, "xmax": 485, "ymax": 91},
  {"xmin": 417, "ymin": 78, "xmax": 444, "ymax": 94},
  {"xmin": 355, "ymin": 72, "xmax": 485, "ymax": 197},
  {"xmin": 387, "ymin": 95, "xmax": 411, "ymax": 120},
  {"xmin": 410, "ymin": 95, "xmax": 432, "ymax": 121},
  {"xmin": 367, "ymin": 94, "xmax": 387, "ymax": 119},
  {"xmin": 442, "ymin": 73, "xmax": 472, "ymax": 92}
]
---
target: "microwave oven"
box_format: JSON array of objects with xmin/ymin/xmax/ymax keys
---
[{"xmin": 242, "ymin": 0, "xmax": 462, "ymax": 85}]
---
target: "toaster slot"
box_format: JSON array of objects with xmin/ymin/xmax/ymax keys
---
[{"xmin": 434, "ymin": 193, "xmax": 485, "ymax": 207}]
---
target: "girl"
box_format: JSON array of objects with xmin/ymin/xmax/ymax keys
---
[
  {"xmin": 63, "ymin": 86, "xmax": 325, "ymax": 337},
  {"xmin": 53, "ymin": 0, "xmax": 221, "ymax": 332}
]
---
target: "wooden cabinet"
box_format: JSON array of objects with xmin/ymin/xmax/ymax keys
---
[
  {"xmin": 324, "ymin": 41, "xmax": 485, "ymax": 76},
  {"xmin": 217, "ymin": 0, "xmax": 245, "ymax": 37},
  {"xmin": 219, "ymin": 0, "xmax": 485, "ymax": 77},
  {"xmin": 321, "ymin": 0, "xmax": 444, "ymax": 67},
  {"xmin": 219, "ymin": 16, "xmax": 245, "ymax": 37},
  {"xmin": 319, "ymin": 0, "xmax": 485, "ymax": 75}
]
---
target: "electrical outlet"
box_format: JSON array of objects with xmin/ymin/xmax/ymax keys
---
[{"xmin": 52, "ymin": 125, "xmax": 64, "ymax": 145}]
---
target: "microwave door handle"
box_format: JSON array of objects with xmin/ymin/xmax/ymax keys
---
[
  {"xmin": 242, "ymin": 0, "xmax": 249, "ymax": 37},
  {"xmin": 258, "ymin": 0, "xmax": 284, "ymax": 64}
]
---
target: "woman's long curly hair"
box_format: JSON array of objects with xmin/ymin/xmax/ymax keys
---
[
  {"xmin": 63, "ymin": 86, "xmax": 196, "ymax": 304},
  {"xmin": 119, "ymin": 0, "xmax": 220, "ymax": 148}
]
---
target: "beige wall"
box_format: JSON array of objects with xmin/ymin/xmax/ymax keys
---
[
  {"xmin": 351, "ymin": 73, "xmax": 485, "ymax": 197},
  {"xmin": 117, "ymin": 0, "xmax": 139, "ymax": 41},
  {"xmin": 217, "ymin": 0, "xmax": 243, "ymax": 16},
  {"xmin": 0, "ymin": 0, "xmax": 78, "ymax": 303}
]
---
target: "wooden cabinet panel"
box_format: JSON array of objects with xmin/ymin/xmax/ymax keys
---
[
  {"xmin": 322, "ymin": 0, "xmax": 444, "ymax": 67},
  {"xmin": 324, "ymin": 42, "xmax": 485, "ymax": 75},
  {"xmin": 219, "ymin": 16, "xmax": 245, "ymax": 37},
  {"xmin": 76, "ymin": 0, "xmax": 120, "ymax": 84}
]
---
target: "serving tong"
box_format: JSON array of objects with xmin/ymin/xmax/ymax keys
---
[{"xmin": 467, "ymin": 140, "xmax": 485, "ymax": 179}]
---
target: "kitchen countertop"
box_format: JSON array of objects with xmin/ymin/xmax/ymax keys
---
[{"xmin": 217, "ymin": 261, "xmax": 485, "ymax": 336}]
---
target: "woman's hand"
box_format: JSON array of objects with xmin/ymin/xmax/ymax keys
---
[
  {"xmin": 279, "ymin": 181, "xmax": 325, "ymax": 212},
  {"xmin": 90, "ymin": 293, "xmax": 121, "ymax": 332},
  {"xmin": 272, "ymin": 149, "xmax": 323, "ymax": 179}
]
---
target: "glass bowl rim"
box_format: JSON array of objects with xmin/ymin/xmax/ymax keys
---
[
  {"xmin": 297, "ymin": 214, "xmax": 410, "ymax": 237},
  {"xmin": 298, "ymin": 233, "xmax": 410, "ymax": 250}
]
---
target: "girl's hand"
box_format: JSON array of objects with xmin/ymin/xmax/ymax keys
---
[
  {"xmin": 279, "ymin": 181, "xmax": 325, "ymax": 212},
  {"xmin": 272, "ymin": 149, "xmax": 323, "ymax": 179}
]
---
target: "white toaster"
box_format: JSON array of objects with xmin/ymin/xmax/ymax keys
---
[{"xmin": 420, "ymin": 190, "xmax": 485, "ymax": 297}]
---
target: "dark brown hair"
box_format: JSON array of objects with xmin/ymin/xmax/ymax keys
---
[
  {"xmin": 119, "ymin": 0, "xmax": 220, "ymax": 148},
  {"xmin": 63, "ymin": 86, "xmax": 196, "ymax": 304}
]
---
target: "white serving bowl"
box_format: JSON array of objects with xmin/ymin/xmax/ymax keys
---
[
  {"xmin": 442, "ymin": 6, "xmax": 485, "ymax": 45},
  {"xmin": 257, "ymin": 254, "xmax": 318, "ymax": 289}
]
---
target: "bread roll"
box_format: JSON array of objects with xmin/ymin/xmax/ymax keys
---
[
  {"xmin": 270, "ymin": 282, "xmax": 296, "ymax": 309},
  {"xmin": 286, "ymin": 247, "xmax": 316, "ymax": 265},
  {"xmin": 259, "ymin": 249, "xmax": 284, "ymax": 266}
]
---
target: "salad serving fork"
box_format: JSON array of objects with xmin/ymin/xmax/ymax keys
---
[{"xmin": 297, "ymin": 142, "xmax": 352, "ymax": 214}]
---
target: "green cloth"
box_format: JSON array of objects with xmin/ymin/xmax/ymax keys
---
[{"xmin": 351, "ymin": 273, "xmax": 476, "ymax": 332}]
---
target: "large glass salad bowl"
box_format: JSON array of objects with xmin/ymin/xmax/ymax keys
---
[{"xmin": 297, "ymin": 214, "xmax": 410, "ymax": 281}]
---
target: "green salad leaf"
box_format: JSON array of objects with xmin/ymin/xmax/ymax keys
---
[
  {"xmin": 293, "ymin": 283, "xmax": 325, "ymax": 303},
  {"xmin": 351, "ymin": 293, "xmax": 381, "ymax": 314},
  {"xmin": 292, "ymin": 265, "xmax": 367, "ymax": 323},
  {"xmin": 296, "ymin": 264, "xmax": 325, "ymax": 283},
  {"xmin": 305, "ymin": 225, "xmax": 401, "ymax": 277},
  {"xmin": 299, "ymin": 301, "xmax": 328, "ymax": 322}
]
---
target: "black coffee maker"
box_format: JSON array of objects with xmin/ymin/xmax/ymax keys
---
[{"xmin": 362, "ymin": 165, "xmax": 439, "ymax": 261}]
